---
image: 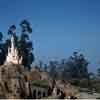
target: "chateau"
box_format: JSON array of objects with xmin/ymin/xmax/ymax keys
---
[{"xmin": 5, "ymin": 35, "xmax": 22, "ymax": 64}]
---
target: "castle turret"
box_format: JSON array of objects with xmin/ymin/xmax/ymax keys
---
[{"xmin": 5, "ymin": 35, "xmax": 23, "ymax": 64}]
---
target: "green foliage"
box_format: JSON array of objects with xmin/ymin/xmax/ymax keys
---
[
  {"xmin": 20, "ymin": 20, "xmax": 32, "ymax": 33},
  {"xmin": 48, "ymin": 61, "xmax": 58, "ymax": 80},
  {"xmin": 32, "ymin": 80, "xmax": 49, "ymax": 88},
  {"xmin": 8, "ymin": 25, "xmax": 16, "ymax": 35},
  {"xmin": 47, "ymin": 52, "xmax": 89, "ymax": 81},
  {"xmin": 97, "ymin": 68, "xmax": 100, "ymax": 77},
  {"xmin": 0, "ymin": 32, "xmax": 3, "ymax": 41},
  {"xmin": 91, "ymin": 80, "xmax": 100, "ymax": 93},
  {"xmin": 79, "ymin": 79, "xmax": 89, "ymax": 88},
  {"xmin": 67, "ymin": 52, "xmax": 89, "ymax": 78},
  {"xmin": 0, "ymin": 20, "xmax": 35, "ymax": 69},
  {"xmin": 70, "ymin": 79, "xmax": 80, "ymax": 86}
]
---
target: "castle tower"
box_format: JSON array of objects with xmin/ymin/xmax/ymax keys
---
[{"xmin": 5, "ymin": 35, "xmax": 22, "ymax": 64}]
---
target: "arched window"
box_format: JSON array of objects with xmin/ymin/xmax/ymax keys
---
[
  {"xmin": 38, "ymin": 91, "xmax": 41, "ymax": 99},
  {"xmin": 33, "ymin": 89, "xmax": 36, "ymax": 99},
  {"xmin": 43, "ymin": 92, "xmax": 46, "ymax": 97}
]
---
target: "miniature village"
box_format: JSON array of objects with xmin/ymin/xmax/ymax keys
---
[
  {"xmin": 0, "ymin": 20, "xmax": 100, "ymax": 99},
  {"xmin": 0, "ymin": 20, "xmax": 79, "ymax": 99}
]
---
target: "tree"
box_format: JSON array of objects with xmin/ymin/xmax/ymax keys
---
[
  {"xmin": 8, "ymin": 25, "xmax": 16, "ymax": 35},
  {"xmin": 97, "ymin": 68, "xmax": 100, "ymax": 77},
  {"xmin": 48, "ymin": 61, "xmax": 58, "ymax": 80},
  {"xmin": 0, "ymin": 32, "xmax": 3, "ymax": 41},
  {"xmin": 0, "ymin": 20, "xmax": 35, "ymax": 69},
  {"xmin": 0, "ymin": 32, "xmax": 6, "ymax": 65},
  {"xmin": 18, "ymin": 20, "xmax": 34, "ymax": 70},
  {"xmin": 38, "ymin": 60, "xmax": 43, "ymax": 70},
  {"xmin": 64, "ymin": 52, "xmax": 89, "ymax": 79},
  {"xmin": 20, "ymin": 19, "xmax": 32, "ymax": 33}
]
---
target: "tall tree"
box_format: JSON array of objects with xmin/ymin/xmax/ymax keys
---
[
  {"xmin": 64, "ymin": 52, "xmax": 89, "ymax": 79},
  {"xmin": 18, "ymin": 20, "xmax": 34, "ymax": 70},
  {"xmin": 0, "ymin": 32, "xmax": 3, "ymax": 41},
  {"xmin": 0, "ymin": 20, "xmax": 35, "ymax": 69},
  {"xmin": 0, "ymin": 32, "xmax": 6, "ymax": 65},
  {"xmin": 38, "ymin": 60, "xmax": 43, "ymax": 70},
  {"xmin": 97, "ymin": 68, "xmax": 100, "ymax": 77},
  {"xmin": 48, "ymin": 61, "xmax": 58, "ymax": 80}
]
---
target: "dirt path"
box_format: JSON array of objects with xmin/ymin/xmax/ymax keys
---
[{"xmin": 79, "ymin": 92, "xmax": 100, "ymax": 99}]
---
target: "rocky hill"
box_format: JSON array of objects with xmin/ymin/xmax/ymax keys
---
[{"xmin": 0, "ymin": 63, "xmax": 28, "ymax": 99}]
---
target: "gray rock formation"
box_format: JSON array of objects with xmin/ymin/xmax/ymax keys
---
[{"xmin": 0, "ymin": 63, "xmax": 28, "ymax": 99}]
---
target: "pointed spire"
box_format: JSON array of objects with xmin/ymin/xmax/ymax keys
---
[{"xmin": 5, "ymin": 35, "xmax": 23, "ymax": 65}]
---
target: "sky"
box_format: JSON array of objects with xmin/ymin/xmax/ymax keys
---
[{"xmin": 0, "ymin": 0, "xmax": 100, "ymax": 72}]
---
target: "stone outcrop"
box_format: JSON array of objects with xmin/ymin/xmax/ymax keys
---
[
  {"xmin": 0, "ymin": 33, "xmax": 51, "ymax": 99},
  {"xmin": 0, "ymin": 64, "xmax": 28, "ymax": 99}
]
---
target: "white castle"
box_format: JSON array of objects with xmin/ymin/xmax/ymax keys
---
[{"xmin": 5, "ymin": 36, "xmax": 23, "ymax": 64}]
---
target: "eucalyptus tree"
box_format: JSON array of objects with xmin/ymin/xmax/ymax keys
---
[
  {"xmin": 0, "ymin": 32, "xmax": 3, "ymax": 41},
  {"xmin": 8, "ymin": 25, "xmax": 16, "ymax": 35},
  {"xmin": 65, "ymin": 52, "xmax": 89, "ymax": 79},
  {"xmin": 48, "ymin": 61, "xmax": 58, "ymax": 80},
  {"xmin": 0, "ymin": 20, "xmax": 35, "ymax": 70},
  {"xmin": 0, "ymin": 32, "xmax": 6, "ymax": 65},
  {"xmin": 97, "ymin": 68, "xmax": 100, "ymax": 78},
  {"xmin": 19, "ymin": 20, "xmax": 34, "ymax": 70}
]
